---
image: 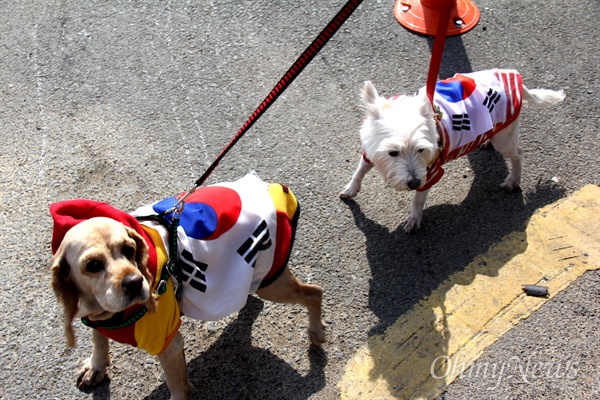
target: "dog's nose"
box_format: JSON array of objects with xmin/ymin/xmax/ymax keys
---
[
  {"xmin": 407, "ymin": 178, "xmax": 421, "ymax": 190},
  {"xmin": 122, "ymin": 274, "xmax": 143, "ymax": 297}
]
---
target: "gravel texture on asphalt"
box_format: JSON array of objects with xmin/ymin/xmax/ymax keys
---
[{"xmin": 0, "ymin": 1, "xmax": 597, "ymax": 399}]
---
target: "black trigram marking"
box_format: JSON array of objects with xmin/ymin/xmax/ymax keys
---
[
  {"xmin": 179, "ymin": 249, "xmax": 208, "ymax": 293},
  {"xmin": 237, "ymin": 220, "xmax": 272, "ymax": 267},
  {"xmin": 452, "ymin": 113, "xmax": 471, "ymax": 131},
  {"xmin": 483, "ymin": 88, "xmax": 501, "ymax": 112}
]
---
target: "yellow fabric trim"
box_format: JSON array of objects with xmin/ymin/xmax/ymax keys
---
[
  {"xmin": 136, "ymin": 225, "xmax": 181, "ymax": 355},
  {"xmin": 268, "ymin": 183, "xmax": 297, "ymax": 219},
  {"xmin": 133, "ymin": 277, "xmax": 181, "ymax": 355}
]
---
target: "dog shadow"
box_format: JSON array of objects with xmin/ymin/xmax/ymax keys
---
[
  {"xmin": 144, "ymin": 296, "xmax": 327, "ymax": 400},
  {"xmin": 342, "ymin": 147, "xmax": 566, "ymax": 394}
]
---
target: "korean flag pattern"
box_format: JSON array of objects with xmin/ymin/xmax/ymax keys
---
[
  {"xmin": 133, "ymin": 173, "xmax": 278, "ymax": 321},
  {"xmin": 434, "ymin": 69, "xmax": 521, "ymax": 156},
  {"xmin": 419, "ymin": 69, "xmax": 523, "ymax": 191}
]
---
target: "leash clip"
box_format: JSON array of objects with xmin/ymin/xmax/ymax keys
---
[
  {"xmin": 173, "ymin": 196, "xmax": 185, "ymax": 218},
  {"xmin": 433, "ymin": 104, "xmax": 443, "ymax": 121},
  {"xmin": 159, "ymin": 184, "xmax": 197, "ymax": 219}
]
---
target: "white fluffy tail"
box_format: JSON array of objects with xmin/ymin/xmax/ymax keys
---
[{"xmin": 522, "ymin": 86, "xmax": 565, "ymax": 106}]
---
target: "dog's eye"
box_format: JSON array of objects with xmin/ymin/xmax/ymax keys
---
[
  {"xmin": 388, "ymin": 150, "xmax": 399, "ymax": 157},
  {"xmin": 85, "ymin": 260, "xmax": 104, "ymax": 273},
  {"xmin": 122, "ymin": 244, "xmax": 135, "ymax": 260},
  {"xmin": 417, "ymin": 149, "xmax": 424, "ymax": 153}
]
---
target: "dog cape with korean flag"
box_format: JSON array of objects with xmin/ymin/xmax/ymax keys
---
[
  {"xmin": 423, "ymin": 69, "xmax": 523, "ymax": 190},
  {"xmin": 132, "ymin": 172, "xmax": 298, "ymax": 321},
  {"xmin": 50, "ymin": 172, "xmax": 299, "ymax": 354}
]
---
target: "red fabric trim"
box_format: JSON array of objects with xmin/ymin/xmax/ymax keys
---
[
  {"xmin": 362, "ymin": 152, "xmax": 372, "ymax": 164},
  {"xmin": 49, "ymin": 200, "xmax": 157, "ymax": 279},
  {"xmin": 262, "ymin": 210, "xmax": 292, "ymax": 283},
  {"xmin": 419, "ymin": 158, "xmax": 444, "ymax": 192},
  {"xmin": 159, "ymin": 319, "xmax": 182, "ymax": 354},
  {"xmin": 97, "ymin": 317, "xmax": 138, "ymax": 347}
]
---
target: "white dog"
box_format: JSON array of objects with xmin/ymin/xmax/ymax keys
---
[{"xmin": 340, "ymin": 69, "xmax": 565, "ymax": 233}]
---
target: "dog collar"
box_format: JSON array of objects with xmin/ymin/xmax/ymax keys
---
[
  {"xmin": 427, "ymin": 108, "xmax": 444, "ymax": 171},
  {"xmin": 82, "ymin": 306, "xmax": 148, "ymax": 330},
  {"xmin": 80, "ymin": 262, "xmax": 173, "ymax": 330}
]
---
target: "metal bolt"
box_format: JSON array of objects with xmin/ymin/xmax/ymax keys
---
[{"xmin": 454, "ymin": 18, "xmax": 464, "ymax": 28}]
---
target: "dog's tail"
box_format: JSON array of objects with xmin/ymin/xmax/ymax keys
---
[{"xmin": 522, "ymin": 86, "xmax": 566, "ymax": 106}]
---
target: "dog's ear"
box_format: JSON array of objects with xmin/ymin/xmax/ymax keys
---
[
  {"xmin": 50, "ymin": 249, "xmax": 78, "ymax": 348},
  {"xmin": 124, "ymin": 226, "xmax": 150, "ymax": 282},
  {"xmin": 418, "ymin": 90, "xmax": 436, "ymax": 118},
  {"xmin": 125, "ymin": 226, "xmax": 158, "ymax": 313},
  {"xmin": 362, "ymin": 81, "xmax": 382, "ymax": 119}
]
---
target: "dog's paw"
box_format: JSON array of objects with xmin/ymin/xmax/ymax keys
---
[
  {"xmin": 500, "ymin": 174, "xmax": 520, "ymax": 192},
  {"xmin": 77, "ymin": 357, "xmax": 108, "ymax": 388},
  {"xmin": 339, "ymin": 183, "xmax": 359, "ymax": 199},
  {"xmin": 403, "ymin": 215, "xmax": 422, "ymax": 234},
  {"xmin": 308, "ymin": 323, "xmax": 326, "ymax": 347}
]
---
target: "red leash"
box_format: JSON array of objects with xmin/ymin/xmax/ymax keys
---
[
  {"xmin": 191, "ymin": 0, "xmax": 364, "ymax": 191},
  {"xmin": 425, "ymin": 4, "xmax": 453, "ymax": 104}
]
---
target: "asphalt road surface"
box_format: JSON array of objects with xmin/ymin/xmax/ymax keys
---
[{"xmin": 0, "ymin": 0, "xmax": 598, "ymax": 399}]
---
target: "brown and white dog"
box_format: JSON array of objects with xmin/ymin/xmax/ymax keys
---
[
  {"xmin": 340, "ymin": 69, "xmax": 565, "ymax": 232},
  {"xmin": 50, "ymin": 173, "xmax": 325, "ymax": 399}
]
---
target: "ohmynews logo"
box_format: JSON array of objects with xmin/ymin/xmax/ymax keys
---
[{"xmin": 430, "ymin": 353, "xmax": 579, "ymax": 390}]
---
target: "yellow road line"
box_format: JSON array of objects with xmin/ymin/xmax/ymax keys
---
[{"xmin": 338, "ymin": 184, "xmax": 600, "ymax": 400}]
